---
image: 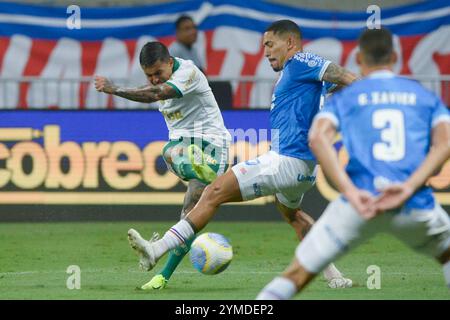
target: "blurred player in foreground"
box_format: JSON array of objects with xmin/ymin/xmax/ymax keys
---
[
  {"xmin": 127, "ymin": 20, "xmax": 359, "ymax": 288},
  {"xmin": 95, "ymin": 41, "xmax": 231, "ymax": 290},
  {"xmin": 257, "ymin": 27, "xmax": 450, "ymax": 299}
]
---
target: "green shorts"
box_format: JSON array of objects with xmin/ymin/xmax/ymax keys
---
[{"xmin": 162, "ymin": 137, "xmax": 229, "ymax": 184}]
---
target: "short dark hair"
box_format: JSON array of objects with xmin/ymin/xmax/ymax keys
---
[
  {"xmin": 265, "ymin": 19, "xmax": 302, "ymax": 40},
  {"xmin": 358, "ymin": 28, "xmax": 393, "ymax": 66},
  {"xmin": 139, "ymin": 42, "xmax": 171, "ymax": 68},
  {"xmin": 175, "ymin": 15, "xmax": 195, "ymax": 30}
]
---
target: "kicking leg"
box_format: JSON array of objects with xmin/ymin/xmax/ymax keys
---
[
  {"xmin": 128, "ymin": 170, "xmax": 243, "ymax": 272},
  {"xmin": 276, "ymin": 197, "xmax": 314, "ymax": 240},
  {"xmin": 276, "ymin": 198, "xmax": 352, "ymax": 288},
  {"xmin": 143, "ymin": 180, "xmax": 206, "ymax": 290}
]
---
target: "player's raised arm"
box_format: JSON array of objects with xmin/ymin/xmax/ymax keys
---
[
  {"xmin": 94, "ymin": 75, "xmax": 178, "ymax": 103},
  {"xmin": 309, "ymin": 117, "xmax": 376, "ymax": 218},
  {"xmin": 376, "ymin": 120, "xmax": 450, "ymax": 211},
  {"xmin": 322, "ymin": 62, "xmax": 359, "ymax": 90}
]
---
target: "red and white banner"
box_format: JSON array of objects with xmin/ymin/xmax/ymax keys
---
[{"xmin": 0, "ymin": 0, "xmax": 449, "ymax": 109}]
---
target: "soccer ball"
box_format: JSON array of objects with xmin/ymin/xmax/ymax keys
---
[{"xmin": 189, "ymin": 232, "xmax": 233, "ymax": 275}]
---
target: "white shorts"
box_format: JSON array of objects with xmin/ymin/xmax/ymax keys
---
[
  {"xmin": 296, "ymin": 197, "xmax": 450, "ymax": 273},
  {"xmin": 231, "ymin": 151, "xmax": 317, "ymax": 209}
]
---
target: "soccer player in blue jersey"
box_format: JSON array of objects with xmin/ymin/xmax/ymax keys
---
[
  {"xmin": 256, "ymin": 27, "xmax": 450, "ymax": 299},
  {"xmin": 127, "ymin": 20, "xmax": 358, "ymax": 288}
]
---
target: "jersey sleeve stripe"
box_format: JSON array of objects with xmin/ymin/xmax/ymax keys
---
[
  {"xmin": 318, "ymin": 60, "xmax": 331, "ymax": 81},
  {"xmin": 432, "ymin": 114, "xmax": 450, "ymax": 128},
  {"xmin": 314, "ymin": 112, "xmax": 340, "ymax": 128},
  {"xmin": 166, "ymin": 81, "xmax": 183, "ymax": 98}
]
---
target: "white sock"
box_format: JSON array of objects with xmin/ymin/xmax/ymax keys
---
[
  {"xmin": 256, "ymin": 277, "xmax": 297, "ymax": 300},
  {"xmin": 154, "ymin": 220, "xmax": 195, "ymax": 258},
  {"xmin": 323, "ymin": 263, "xmax": 343, "ymax": 281},
  {"xmin": 443, "ymin": 260, "xmax": 450, "ymax": 289}
]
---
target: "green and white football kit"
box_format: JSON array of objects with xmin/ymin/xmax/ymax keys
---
[{"xmin": 144, "ymin": 58, "xmax": 231, "ymax": 290}]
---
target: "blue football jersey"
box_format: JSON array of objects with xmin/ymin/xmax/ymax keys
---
[
  {"xmin": 318, "ymin": 70, "xmax": 450, "ymax": 210},
  {"xmin": 270, "ymin": 52, "xmax": 332, "ymax": 160}
]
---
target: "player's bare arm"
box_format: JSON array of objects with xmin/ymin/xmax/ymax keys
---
[
  {"xmin": 322, "ymin": 63, "xmax": 359, "ymax": 90},
  {"xmin": 309, "ymin": 118, "xmax": 356, "ymax": 196},
  {"xmin": 309, "ymin": 117, "xmax": 376, "ymax": 218},
  {"xmin": 94, "ymin": 75, "xmax": 178, "ymax": 103},
  {"xmin": 377, "ymin": 121, "xmax": 450, "ymax": 211}
]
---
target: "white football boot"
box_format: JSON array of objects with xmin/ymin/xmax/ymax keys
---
[{"xmin": 127, "ymin": 229, "xmax": 159, "ymax": 271}]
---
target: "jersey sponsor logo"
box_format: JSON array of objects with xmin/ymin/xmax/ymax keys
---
[
  {"xmin": 293, "ymin": 52, "xmax": 325, "ymax": 65},
  {"xmin": 324, "ymin": 224, "xmax": 348, "ymax": 251}
]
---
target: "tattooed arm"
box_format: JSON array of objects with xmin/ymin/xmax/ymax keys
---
[
  {"xmin": 94, "ymin": 75, "xmax": 179, "ymax": 103},
  {"xmin": 322, "ymin": 63, "xmax": 360, "ymax": 91}
]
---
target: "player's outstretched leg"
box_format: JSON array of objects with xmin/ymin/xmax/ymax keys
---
[
  {"xmin": 128, "ymin": 170, "xmax": 243, "ymax": 272},
  {"xmin": 142, "ymin": 180, "xmax": 204, "ymax": 290},
  {"xmin": 276, "ymin": 199, "xmax": 352, "ymax": 289}
]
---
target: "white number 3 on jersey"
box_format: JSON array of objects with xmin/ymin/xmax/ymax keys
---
[{"xmin": 372, "ymin": 109, "xmax": 405, "ymax": 161}]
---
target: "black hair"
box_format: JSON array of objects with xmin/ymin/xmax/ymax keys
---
[
  {"xmin": 175, "ymin": 15, "xmax": 195, "ymax": 30},
  {"xmin": 265, "ymin": 19, "xmax": 302, "ymax": 40},
  {"xmin": 139, "ymin": 41, "xmax": 171, "ymax": 68},
  {"xmin": 358, "ymin": 28, "xmax": 393, "ymax": 66}
]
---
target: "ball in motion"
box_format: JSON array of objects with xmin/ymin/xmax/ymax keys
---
[{"xmin": 189, "ymin": 232, "xmax": 233, "ymax": 275}]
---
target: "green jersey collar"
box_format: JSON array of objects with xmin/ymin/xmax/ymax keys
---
[{"xmin": 172, "ymin": 57, "xmax": 180, "ymax": 73}]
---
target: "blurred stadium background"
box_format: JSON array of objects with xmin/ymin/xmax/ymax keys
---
[{"xmin": 0, "ymin": 0, "xmax": 449, "ymax": 300}]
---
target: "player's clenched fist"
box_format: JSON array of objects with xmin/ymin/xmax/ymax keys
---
[{"xmin": 94, "ymin": 75, "xmax": 117, "ymax": 94}]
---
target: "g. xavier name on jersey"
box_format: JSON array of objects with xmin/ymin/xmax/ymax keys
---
[{"xmin": 358, "ymin": 91, "xmax": 417, "ymax": 106}]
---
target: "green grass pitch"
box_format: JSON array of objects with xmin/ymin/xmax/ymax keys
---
[{"xmin": 0, "ymin": 221, "xmax": 448, "ymax": 300}]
